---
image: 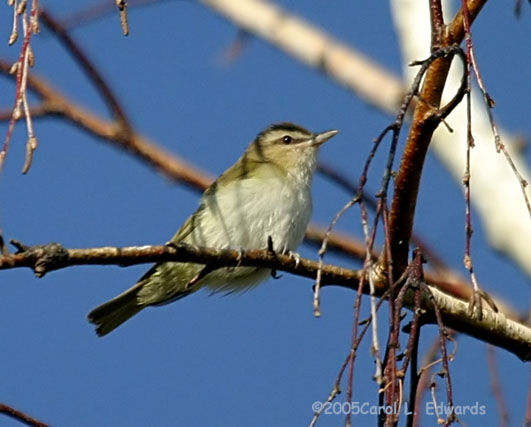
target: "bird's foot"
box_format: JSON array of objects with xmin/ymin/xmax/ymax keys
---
[{"xmin": 468, "ymin": 287, "xmax": 498, "ymax": 320}]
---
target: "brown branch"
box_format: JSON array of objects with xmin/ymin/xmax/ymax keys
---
[
  {"xmin": 39, "ymin": 9, "xmax": 131, "ymax": 131},
  {"xmin": 388, "ymin": 0, "xmax": 488, "ymax": 277},
  {"xmin": 445, "ymin": 0, "xmax": 489, "ymax": 44},
  {"xmin": 1, "ymin": 240, "xmax": 531, "ymax": 361},
  {"xmin": 0, "ymin": 58, "xmax": 212, "ymax": 190},
  {"xmin": 0, "ymin": 402, "xmax": 48, "ymax": 427},
  {"xmin": 2, "ymin": 240, "xmax": 363, "ymax": 285},
  {"xmin": 429, "ymin": 0, "xmax": 445, "ymax": 49}
]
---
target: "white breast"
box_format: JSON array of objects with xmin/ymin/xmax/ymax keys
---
[{"xmin": 188, "ymin": 171, "xmax": 312, "ymax": 254}]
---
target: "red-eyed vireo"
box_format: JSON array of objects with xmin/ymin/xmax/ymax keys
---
[{"xmin": 88, "ymin": 123, "xmax": 338, "ymax": 336}]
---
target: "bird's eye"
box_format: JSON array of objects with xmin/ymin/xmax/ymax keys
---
[{"xmin": 282, "ymin": 135, "xmax": 292, "ymax": 144}]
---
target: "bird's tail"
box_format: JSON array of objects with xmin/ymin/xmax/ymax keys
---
[{"xmin": 88, "ymin": 281, "xmax": 145, "ymax": 337}]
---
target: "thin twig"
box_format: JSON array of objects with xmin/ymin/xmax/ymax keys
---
[
  {"xmin": 39, "ymin": 9, "xmax": 132, "ymax": 130},
  {"xmin": 115, "ymin": 0, "xmax": 129, "ymax": 35},
  {"xmin": 412, "ymin": 329, "xmax": 457, "ymax": 427},
  {"xmin": 0, "ymin": 402, "xmax": 48, "ymax": 427},
  {"xmin": 1, "ymin": 0, "xmax": 40, "ymax": 174},
  {"xmin": 405, "ymin": 289, "xmax": 422, "ymax": 427},
  {"xmin": 460, "ymin": 0, "xmax": 531, "ymax": 222},
  {"xmin": 486, "ymin": 345, "xmax": 510, "ymax": 427},
  {"xmin": 59, "ymin": 0, "xmax": 173, "ymax": 30},
  {"xmin": 424, "ymin": 285, "xmax": 455, "ymax": 424}
]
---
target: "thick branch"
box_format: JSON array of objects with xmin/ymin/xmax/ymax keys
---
[
  {"xmin": 388, "ymin": 0, "xmax": 488, "ymax": 275},
  {"xmin": 1, "ymin": 241, "xmax": 530, "ymax": 361}
]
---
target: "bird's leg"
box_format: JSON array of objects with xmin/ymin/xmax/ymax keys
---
[
  {"xmin": 468, "ymin": 287, "xmax": 498, "ymax": 319},
  {"xmin": 267, "ymin": 236, "xmax": 282, "ymax": 279}
]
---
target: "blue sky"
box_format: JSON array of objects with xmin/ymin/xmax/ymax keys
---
[{"xmin": 0, "ymin": 1, "xmax": 530, "ymax": 426}]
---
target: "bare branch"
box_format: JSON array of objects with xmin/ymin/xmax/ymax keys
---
[
  {"xmin": 1, "ymin": 241, "xmax": 530, "ymax": 361},
  {"xmin": 39, "ymin": 9, "xmax": 132, "ymax": 130},
  {"xmin": 1, "ymin": 240, "xmax": 362, "ymax": 285},
  {"xmin": 0, "ymin": 58, "xmax": 212, "ymax": 190}
]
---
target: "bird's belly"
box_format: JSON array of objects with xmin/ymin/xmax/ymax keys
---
[
  {"xmin": 183, "ymin": 176, "xmax": 312, "ymax": 292},
  {"xmin": 192, "ymin": 176, "xmax": 311, "ymax": 252}
]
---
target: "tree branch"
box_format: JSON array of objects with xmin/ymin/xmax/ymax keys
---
[
  {"xmin": 388, "ymin": 0, "xmax": 488, "ymax": 276},
  {"xmin": 0, "ymin": 58, "xmax": 213, "ymax": 191},
  {"xmin": 1, "ymin": 240, "xmax": 530, "ymax": 361},
  {"xmin": 39, "ymin": 9, "xmax": 132, "ymax": 130},
  {"xmin": 2, "ymin": 240, "xmax": 363, "ymax": 286}
]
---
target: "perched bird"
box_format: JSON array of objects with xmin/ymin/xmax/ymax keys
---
[{"xmin": 88, "ymin": 122, "xmax": 338, "ymax": 336}]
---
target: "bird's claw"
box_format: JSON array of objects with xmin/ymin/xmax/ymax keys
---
[
  {"xmin": 286, "ymin": 250, "xmax": 301, "ymax": 268},
  {"xmin": 468, "ymin": 288, "xmax": 498, "ymax": 320},
  {"xmin": 235, "ymin": 248, "xmax": 244, "ymax": 267}
]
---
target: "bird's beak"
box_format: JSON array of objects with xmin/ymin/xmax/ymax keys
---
[{"xmin": 312, "ymin": 129, "xmax": 339, "ymax": 146}]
